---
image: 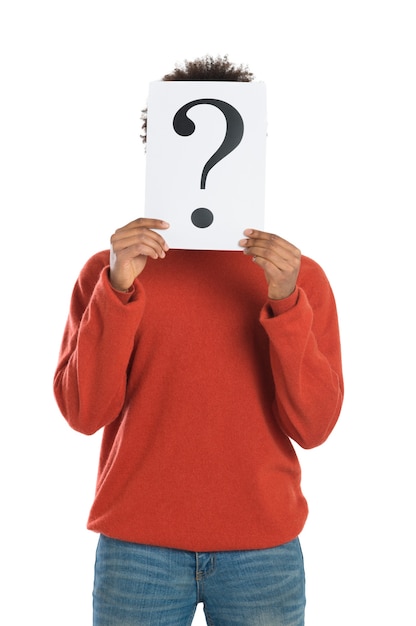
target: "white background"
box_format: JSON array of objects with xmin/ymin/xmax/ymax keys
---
[{"xmin": 1, "ymin": 1, "xmax": 414, "ymax": 624}]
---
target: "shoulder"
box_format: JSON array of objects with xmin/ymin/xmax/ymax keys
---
[
  {"xmin": 78, "ymin": 249, "xmax": 110, "ymax": 281},
  {"xmin": 73, "ymin": 250, "xmax": 111, "ymax": 299},
  {"xmin": 297, "ymin": 255, "xmax": 337, "ymax": 308},
  {"xmin": 299, "ymin": 255, "xmax": 330, "ymax": 285}
]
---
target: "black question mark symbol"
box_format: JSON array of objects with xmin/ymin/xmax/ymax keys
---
[{"xmin": 173, "ymin": 99, "xmax": 244, "ymax": 228}]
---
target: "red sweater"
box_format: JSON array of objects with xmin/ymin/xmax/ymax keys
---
[{"xmin": 54, "ymin": 249, "xmax": 343, "ymax": 551}]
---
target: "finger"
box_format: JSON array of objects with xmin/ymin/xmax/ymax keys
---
[
  {"xmin": 240, "ymin": 230, "xmax": 300, "ymax": 261},
  {"xmin": 239, "ymin": 242, "xmax": 300, "ymax": 277},
  {"xmin": 119, "ymin": 217, "xmax": 170, "ymax": 232},
  {"xmin": 115, "ymin": 232, "xmax": 168, "ymax": 259},
  {"xmin": 112, "ymin": 218, "xmax": 170, "ymax": 244},
  {"xmin": 129, "ymin": 240, "xmax": 166, "ymax": 260},
  {"xmin": 242, "ymin": 229, "xmax": 295, "ymax": 251},
  {"xmin": 112, "ymin": 221, "xmax": 170, "ymax": 252}
]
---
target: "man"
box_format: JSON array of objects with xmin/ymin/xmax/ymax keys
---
[{"xmin": 54, "ymin": 55, "xmax": 343, "ymax": 626}]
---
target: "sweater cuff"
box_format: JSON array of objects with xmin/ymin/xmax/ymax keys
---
[
  {"xmin": 263, "ymin": 287, "xmax": 299, "ymax": 318},
  {"xmin": 104, "ymin": 268, "xmax": 136, "ymax": 302},
  {"xmin": 112, "ymin": 286, "xmax": 136, "ymax": 302}
]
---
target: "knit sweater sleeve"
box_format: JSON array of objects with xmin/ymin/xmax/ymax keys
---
[
  {"xmin": 260, "ymin": 257, "xmax": 344, "ymax": 449},
  {"xmin": 53, "ymin": 251, "xmax": 146, "ymax": 435}
]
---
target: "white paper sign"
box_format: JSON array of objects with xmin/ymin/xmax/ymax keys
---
[{"xmin": 144, "ymin": 81, "xmax": 267, "ymax": 250}]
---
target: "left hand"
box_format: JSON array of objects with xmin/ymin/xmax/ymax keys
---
[{"xmin": 239, "ymin": 229, "xmax": 301, "ymax": 300}]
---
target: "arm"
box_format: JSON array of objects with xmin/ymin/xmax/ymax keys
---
[
  {"xmin": 53, "ymin": 255, "xmax": 145, "ymax": 434},
  {"xmin": 53, "ymin": 218, "xmax": 169, "ymax": 435},
  {"xmin": 260, "ymin": 266, "xmax": 343, "ymax": 449},
  {"xmin": 240, "ymin": 229, "xmax": 343, "ymax": 448}
]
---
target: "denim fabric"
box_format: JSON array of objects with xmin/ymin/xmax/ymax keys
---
[{"xmin": 93, "ymin": 535, "xmax": 305, "ymax": 625}]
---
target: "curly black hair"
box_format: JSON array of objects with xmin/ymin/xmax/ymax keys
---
[
  {"xmin": 140, "ymin": 54, "xmax": 254, "ymax": 143},
  {"xmin": 162, "ymin": 54, "xmax": 254, "ymax": 82}
]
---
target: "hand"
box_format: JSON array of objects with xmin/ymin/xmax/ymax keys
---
[
  {"xmin": 239, "ymin": 229, "xmax": 301, "ymax": 300},
  {"xmin": 109, "ymin": 218, "xmax": 170, "ymax": 291}
]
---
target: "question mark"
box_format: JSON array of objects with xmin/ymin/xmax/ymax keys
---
[{"xmin": 173, "ymin": 99, "xmax": 244, "ymax": 228}]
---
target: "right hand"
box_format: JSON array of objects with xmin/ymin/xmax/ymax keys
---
[{"xmin": 109, "ymin": 217, "xmax": 170, "ymax": 291}]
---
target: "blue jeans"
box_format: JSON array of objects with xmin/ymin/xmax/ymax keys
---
[{"xmin": 93, "ymin": 535, "xmax": 305, "ymax": 625}]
